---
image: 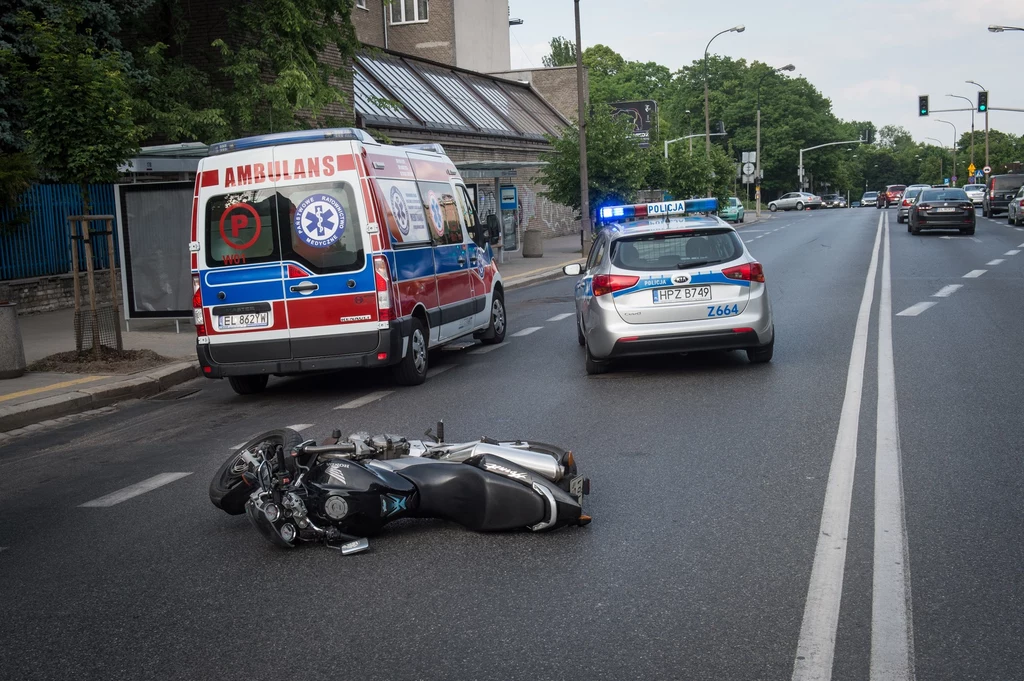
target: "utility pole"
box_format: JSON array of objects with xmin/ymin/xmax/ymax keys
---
[
  {"xmin": 755, "ymin": 64, "xmax": 795, "ymax": 218},
  {"xmin": 574, "ymin": 0, "xmax": 591, "ymax": 257},
  {"xmin": 967, "ymin": 81, "xmax": 989, "ymax": 170}
]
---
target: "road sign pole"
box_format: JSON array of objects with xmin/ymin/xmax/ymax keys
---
[
  {"xmin": 985, "ymin": 107, "xmax": 990, "ymax": 171},
  {"xmin": 756, "ymin": 108, "xmax": 761, "ymax": 218}
]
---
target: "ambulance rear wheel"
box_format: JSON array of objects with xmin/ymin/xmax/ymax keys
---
[
  {"xmin": 393, "ymin": 318, "xmax": 428, "ymax": 386},
  {"xmin": 228, "ymin": 375, "xmax": 268, "ymax": 395},
  {"xmin": 481, "ymin": 290, "xmax": 506, "ymax": 345}
]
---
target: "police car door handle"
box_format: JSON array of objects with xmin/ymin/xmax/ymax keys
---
[
  {"xmin": 469, "ymin": 256, "xmax": 478, "ymax": 265},
  {"xmin": 457, "ymin": 257, "xmax": 466, "ymax": 265},
  {"xmin": 290, "ymin": 281, "xmax": 319, "ymax": 294}
]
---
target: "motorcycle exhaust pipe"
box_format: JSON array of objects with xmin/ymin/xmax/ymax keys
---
[{"xmin": 447, "ymin": 443, "xmax": 564, "ymax": 482}]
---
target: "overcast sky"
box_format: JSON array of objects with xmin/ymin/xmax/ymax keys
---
[{"xmin": 508, "ymin": 0, "xmax": 1024, "ymax": 148}]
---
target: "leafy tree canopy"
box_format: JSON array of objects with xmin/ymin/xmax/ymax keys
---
[{"xmin": 542, "ymin": 36, "xmax": 576, "ymax": 67}]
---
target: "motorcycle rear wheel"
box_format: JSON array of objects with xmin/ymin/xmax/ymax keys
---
[{"xmin": 210, "ymin": 428, "xmax": 305, "ymax": 515}]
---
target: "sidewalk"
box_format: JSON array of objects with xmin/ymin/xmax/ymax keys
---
[
  {"xmin": 2, "ymin": 313, "xmax": 200, "ymax": 437},
  {"xmin": 496, "ymin": 232, "xmax": 585, "ymax": 289}
]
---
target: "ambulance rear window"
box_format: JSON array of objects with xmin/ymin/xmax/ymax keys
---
[{"xmin": 205, "ymin": 190, "xmax": 279, "ymax": 267}]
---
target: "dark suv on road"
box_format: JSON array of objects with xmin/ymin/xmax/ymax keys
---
[
  {"xmin": 878, "ymin": 185, "xmax": 907, "ymax": 208},
  {"xmin": 982, "ymin": 174, "xmax": 1024, "ymax": 217}
]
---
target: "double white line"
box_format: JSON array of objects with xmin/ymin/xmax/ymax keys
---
[{"xmin": 792, "ymin": 212, "xmax": 915, "ymax": 681}]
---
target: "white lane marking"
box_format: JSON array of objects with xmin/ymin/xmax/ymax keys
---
[
  {"xmin": 1018, "ymin": 242, "xmax": 1024, "ymax": 247},
  {"xmin": 963, "ymin": 270, "xmax": 986, "ymax": 278},
  {"xmin": 986, "ymin": 259, "xmax": 1004, "ymax": 266},
  {"xmin": 871, "ymin": 215, "xmax": 915, "ymax": 680},
  {"xmin": 426, "ymin": 365, "xmax": 454, "ymax": 378},
  {"xmin": 334, "ymin": 390, "xmax": 393, "ymax": 409},
  {"xmin": 80, "ymin": 472, "xmax": 193, "ymax": 508},
  {"xmin": 896, "ymin": 302, "xmax": 936, "ymax": 317},
  {"xmin": 792, "ymin": 212, "xmax": 883, "ymax": 681},
  {"xmin": 468, "ymin": 342, "xmax": 507, "ymax": 355},
  {"xmin": 932, "ymin": 285, "xmax": 962, "ymax": 298},
  {"xmin": 546, "ymin": 313, "xmax": 574, "ymax": 322},
  {"xmin": 1016, "ymin": 227, "xmax": 1024, "ymax": 232},
  {"xmin": 512, "ymin": 326, "xmax": 542, "ymax": 337},
  {"xmin": 1005, "ymin": 249, "xmax": 1020, "ymax": 256},
  {"xmin": 285, "ymin": 424, "xmax": 314, "ymax": 432}
]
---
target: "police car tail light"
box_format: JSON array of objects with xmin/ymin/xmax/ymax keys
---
[
  {"xmin": 191, "ymin": 274, "xmax": 207, "ymax": 336},
  {"xmin": 591, "ymin": 274, "xmax": 639, "ymax": 297},
  {"xmin": 722, "ymin": 262, "xmax": 765, "ymax": 283},
  {"xmin": 372, "ymin": 255, "xmax": 394, "ymax": 321}
]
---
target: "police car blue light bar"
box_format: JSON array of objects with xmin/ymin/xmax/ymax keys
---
[
  {"xmin": 597, "ymin": 198, "xmax": 719, "ymax": 222},
  {"xmin": 209, "ymin": 128, "xmax": 378, "ymax": 156}
]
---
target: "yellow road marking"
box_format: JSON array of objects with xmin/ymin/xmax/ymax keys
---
[{"xmin": 0, "ymin": 376, "xmax": 105, "ymax": 403}]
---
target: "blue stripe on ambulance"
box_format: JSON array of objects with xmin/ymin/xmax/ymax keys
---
[{"xmin": 393, "ymin": 247, "xmax": 434, "ymax": 280}]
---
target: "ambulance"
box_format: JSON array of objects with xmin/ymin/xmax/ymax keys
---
[{"xmin": 189, "ymin": 128, "xmax": 505, "ymax": 394}]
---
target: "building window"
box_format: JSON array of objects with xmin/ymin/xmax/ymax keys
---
[
  {"xmin": 391, "ymin": 0, "xmax": 428, "ymax": 24},
  {"xmin": 356, "ymin": 0, "xmax": 367, "ymax": 8}
]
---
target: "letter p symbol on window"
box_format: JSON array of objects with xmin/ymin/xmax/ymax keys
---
[{"xmin": 231, "ymin": 214, "xmax": 248, "ymax": 237}]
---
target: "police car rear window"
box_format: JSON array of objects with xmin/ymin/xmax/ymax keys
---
[{"xmin": 611, "ymin": 229, "xmax": 742, "ymax": 272}]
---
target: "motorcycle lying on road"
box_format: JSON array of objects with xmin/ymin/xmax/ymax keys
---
[{"xmin": 209, "ymin": 423, "xmax": 591, "ymax": 554}]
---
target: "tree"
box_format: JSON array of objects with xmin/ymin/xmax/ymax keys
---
[
  {"xmin": 666, "ymin": 144, "xmax": 734, "ymax": 205},
  {"xmin": 14, "ymin": 9, "xmax": 143, "ymax": 212},
  {"xmin": 540, "ymin": 105, "xmax": 646, "ymax": 221},
  {"xmin": 542, "ymin": 36, "xmax": 576, "ymax": 67}
]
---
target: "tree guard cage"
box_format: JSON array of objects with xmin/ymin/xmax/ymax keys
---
[{"xmin": 68, "ymin": 215, "xmax": 123, "ymax": 356}]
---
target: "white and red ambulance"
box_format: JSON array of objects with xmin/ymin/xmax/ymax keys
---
[{"xmin": 189, "ymin": 128, "xmax": 505, "ymax": 394}]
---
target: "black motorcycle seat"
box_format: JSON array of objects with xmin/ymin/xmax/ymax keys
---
[{"xmin": 397, "ymin": 462, "xmax": 545, "ymax": 532}]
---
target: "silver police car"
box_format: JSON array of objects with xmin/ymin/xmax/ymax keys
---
[{"xmin": 564, "ymin": 199, "xmax": 774, "ymax": 375}]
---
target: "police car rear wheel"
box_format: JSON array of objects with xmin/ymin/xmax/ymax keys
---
[
  {"xmin": 481, "ymin": 292, "xmax": 506, "ymax": 345},
  {"xmin": 746, "ymin": 334, "xmax": 774, "ymax": 364},
  {"xmin": 393, "ymin": 319, "xmax": 428, "ymax": 386},
  {"xmin": 585, "ymin": 345, "xmax": 609, "ymax": 375},
  {"xmin": 228, "ymin": 375, "xmax": 268, "ymax": 395}
]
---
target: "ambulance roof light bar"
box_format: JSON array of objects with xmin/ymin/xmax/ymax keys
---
[
  {"xmin": 597, "ymin": 198, "xmax": 719, "ymax": 223},
  {"xmin": 208, "ymin": 128, "xmax": 379, "ymax": 156}
]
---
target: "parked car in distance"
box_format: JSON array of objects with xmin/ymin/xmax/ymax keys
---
[
  {"xmin": 719, "ymin": 197, "xmax": 745, "ymax": 223},
  {"xmin": 908, "ymin": 187, "xmax": 975, "ymax": 235},
  {"xmin": 861, "ymin": 191, "xmax": 879, "ymax": 207},
  {"xmin": 767, "ymin": 192, "xmax": 822, "ymax": 212},
  {"xmin": 821, "ymin": 194, "xmax": 847, "ymax": 208},
  {"xmin": 1006, "ymin": 185, "xmax": 1024, "ymax": 225},
  {"xmin": 879, "ymin": 184, "xmax": 907, "ymax": 208},
  {"xmin": 963, "ymin": 183, "xmax": 986, "ymax": 206},
  {"xmin": 982, "ymin": 174, "xmax": 1024, "ymax": 217}
]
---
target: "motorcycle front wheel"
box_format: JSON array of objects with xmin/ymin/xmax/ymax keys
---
[{"xmin": 209, "ymin": 428, "xmax": 305, "ymax": 515}]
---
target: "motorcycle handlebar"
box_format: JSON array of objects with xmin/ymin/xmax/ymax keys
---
[{"xmin": 299, "ymin": 443, "xmax": 357, "ymax": 456}]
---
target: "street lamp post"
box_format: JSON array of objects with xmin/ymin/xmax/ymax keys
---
[
  {"xmin": 925, "ymin": 137, "xmax": 946, "ymax": 180},
  {"xmin": 936, "ymin": 119, "xmax": 958, "ymax": 183},
  {"xmin": 989, "ymin": 25, "xmax": 1024, "ymax": 32},
  {"xmin": 967, "ymin": 80, "xmax": 989, "ymax": 170},
  {"xmin": 947, "ymin": 94, "xmax": 975, "ymax": 170},
  {"xmin": 573, "ymin": 0, "xmax": 591, "ymax": 256},
  {"xmin": 703, "ymin": 25, "xmax": 744, "ymax": 158}
]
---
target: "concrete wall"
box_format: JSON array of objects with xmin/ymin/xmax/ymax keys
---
[
  {"xmin": 489, "ymin": 66, "xmax": 585, "ymax": 122},
  {"xmin": 453, "ymin": 0, "xmax": 510, "ymax": 73},
  {"xmin": 5, "ymin": 270, "xmax": 123, "ymax": 316}
]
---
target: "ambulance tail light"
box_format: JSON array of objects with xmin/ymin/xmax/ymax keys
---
[
  {"xmin": 722, "ymin": 262, "xmax": 765, "ymax": 283},
  {"xmin": 192, "ymin": 274, "xmax": 207, "ymax": 336},
  {"xmin": 591, "ymin": 274, "xmax": 639, "ymax": 297},
  {"xmin": 373, "ymin": 255, "xmax": 394, "ymax": 321}
]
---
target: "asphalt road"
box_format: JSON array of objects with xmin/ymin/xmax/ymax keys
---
[{"xmin": 1, "ymin": 206, "xmax": 1022, "ymax": 680}]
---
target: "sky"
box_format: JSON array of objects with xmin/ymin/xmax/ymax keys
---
[{"xmin": 507, "ymin": 0, "xmax": 1024, "ymax": 150}]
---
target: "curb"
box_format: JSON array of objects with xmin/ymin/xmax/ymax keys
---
[
  {"xmin": 503, "ymin": 257, "xmax": 584, "ymax": 291},
  {"xmin": 0, "ymin": 361, "xmax": 201, "ymax": 435}
]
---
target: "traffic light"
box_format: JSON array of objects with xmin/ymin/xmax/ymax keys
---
[
  {"xmin": 918, "ymin": 95, "xmax": 929, "ymax": 116},
  {"xmin": 978, "ymin": 91, "xmax": 988, "ymax": 112}
]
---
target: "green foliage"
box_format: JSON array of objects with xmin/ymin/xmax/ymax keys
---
[
  {"xmin": 583, "ymin": 44, "xmax": 670, "ymax": 106},
  {"xmin": 14, "ymin": 9, "xmax": 142, "ymax": 190},
  {"xmin": 666, "ymin": 144, "xmax": 733, "ymax": 206},
  {"xmin": 211, "ymin": 0, "xmax": 359, "ymax": 135},
  {"xmin": 0, "ymin": 151, "xmax": 36, "ymax": 232},
  {"xmin": 540, "ymin": 105, "xmax": 646, "ymax": 219},
  {"xmin": 542, "ymin": 36, "xmax": 576, "ymax": 67}
]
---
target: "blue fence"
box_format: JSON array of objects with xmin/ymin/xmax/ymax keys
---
[{"xmin": 0, "ymin": 184, "xmax": 119, "ymax": 281}]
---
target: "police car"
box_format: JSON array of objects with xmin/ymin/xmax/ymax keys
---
[
  {"xmin": 190, "ymin": 128, "xmax": 504, "ymax": 394},
  {"xmin": 563, "ymin": 199, "xmax": 774, "ymax": 375}
]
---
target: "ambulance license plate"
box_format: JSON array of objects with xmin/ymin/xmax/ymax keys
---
[
  {"xmin": 218, "ymin": 313, "xmax": 270, "ymax": 330},
  {"xmin": 652, "ymin": 286, "xmax": 712, "ymax": 304}
]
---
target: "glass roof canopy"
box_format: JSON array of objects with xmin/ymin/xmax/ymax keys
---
[{"xmin": 354, "ymin": 51, "xmax": 568, "ymax": 142}]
